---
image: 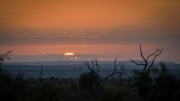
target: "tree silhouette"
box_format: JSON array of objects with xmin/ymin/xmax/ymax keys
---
[
  {"xmin": 80, "ymin": 58, "xmax": 119, "ymax": 90},
  {"xmin": 130, "ymin": 44, "xmax": 163, "ymax": 76},
  {"xmin": 0, "ymin": 51, "xmax": 12, "ymax": 72},
  {"xmin": 130, "ymin": 45, "xmax": 163, "ymax": 98}
]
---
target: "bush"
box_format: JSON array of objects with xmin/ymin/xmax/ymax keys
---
[
  {"xmin": 70, "ymin": 81, "xmax": 78, "ymax": 92},
  {"xmin": 0, "ymin": 73, "xmax": 28, "ymax": 101},
  {"xmin": 100, "ymin": 88, "xmax": 124, "ymax": 101},
  {"xmin": 29, "ymin": 82, "xmax": 63, "ymax": 101},
  {"xmin": 79, "ymin": 71, "xmax": 101, "ymax": 90},
  {"xmin": 135, "ymin": 63, "xmax": 180, "ymax": 101}
]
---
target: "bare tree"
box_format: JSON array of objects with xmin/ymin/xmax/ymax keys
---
[
  {"xmin": 0, "ymin": 51, "xmax": 12, "ymax": 65},
  {"xmin": 39, "ymin": 64, "xmax": 44, "ymax": 82},
  {"xmin": 116, "ymin": 62, "xmax": 126, "ymax": 85},
  {"xmin": 0, "ymin": 51, "xmax": 12, "ymax": 72},
  {"xmin": 130, "ymin": 44, "xmax": 163, "ymax": 76},
  {"xmin": 16, "ymin": 69, "xmax": 26, "ymax": 80},
  {"xmin": 82, "ymin": 58, "xmax": 118, "ymax": 89}
]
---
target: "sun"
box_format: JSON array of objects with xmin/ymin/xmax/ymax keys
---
[{"xmin": 64, "ymin": 53, "xmax": 74, "ymax": 56}]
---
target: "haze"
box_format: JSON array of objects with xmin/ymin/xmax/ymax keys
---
[{"xmin": 0, "ymin": 0, "xmax": 180, "ymax": 63}]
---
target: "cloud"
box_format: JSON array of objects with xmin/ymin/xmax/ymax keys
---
[
  {"xmin": 14, "ymin": 52, "xmax": 46, "ymax": 55},
  {"xmin": 80, "ymin": 36, "xmax": 99, "ymax": 38},
  {"xmin": 49, "ymin": 36, "xmax": 58, "ymax": 38},
  {"xmin": 70, "ymin": 57, "xmax": 78, "ymax": 60}
]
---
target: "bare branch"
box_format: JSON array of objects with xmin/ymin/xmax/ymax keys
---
[
  {"xmin": 7, "ymin": 51, "xmax": 13, "ymax": 54},
  {"xmin": 116, "ymin": 62, "xmax": 127, "ymax": 85},
  {"xmin": 130, "ymin": 45, "xmax": 163, "ymax": 76},
  {"xmin": 132, "ymin": 70, "xmax": 143, "ymax": 75},
  {"xmin": 39, "ymin": 64, "xmax": 43, "ymax": 79},
  {"xmin": 83, "ymin": 61, "xmax": 93, "ymax": 71},
  {"xmin": 122, "ymin": 62, "xmax": 125, "ymax": 68},
  {"xmin": 0, "ymin": 51, "xmax": 12, "ymax": 61},
  {"xmin": 117, "ymin": 62, "xmax": 125, "ymax": 72},
  {"xmin": 146, "ymin": 49, "xmax": 161, "ymax": 61},
  {"xmin": 100, "ymin": 58, "xmax": 117, "ymax": 83},
  {"xmin": 92, "ymin": 59, "xmax": 94, "ymax": 70},
  {"xmin": 95, "ymin": 59, "xmax": 100, "ymax": 74},
  {"xmin": 140, "ymin": 44, "xmax": 146, "ymax": 62},
  {"xmin": 113, "ymin": 57, "xmax": 117, "ymax": 73},
  {"xmin": 148, "ymin": 48, "xmax": 163, "ymax": 71},
  {"xmin": 130, "ymin": 59, "xmax": 145, "ymax": 66},
  {"xmin": 82, "ymin": 58, "xmax": 124, "ymax": 89}
]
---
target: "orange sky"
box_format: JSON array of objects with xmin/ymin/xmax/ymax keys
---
[
  {"xmin": 1, "ymin": 0, "xmax": 179, "ymax": 32},
  {"xmin": 0, "ymin": 0, "xmax": 180, "ymax": 63}
]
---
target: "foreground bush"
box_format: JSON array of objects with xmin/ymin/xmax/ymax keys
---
[
  {"xmin": 134, "ymin": 63, "xmax": 180, "ymax": 101},
  {"xmin": 79, "ymin": 71, "xmax": 101, "ymax": 90}
]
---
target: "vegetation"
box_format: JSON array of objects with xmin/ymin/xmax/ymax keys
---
[
  {"xmin": 130, "ymin": 45, "xmax": 163, "ymax": 99},
  {"xmin": 0, "ymin": 51, "xmax": 12, "ymax": 71},
  {"xmin": 147, "ymin": 63, "xmax": 180, "ymax": 101},
  {"xmin": 0, "ymin": 45, "xmax": 180, "ymax": 101},
  {"xmin": 129, "ymin": 45, "xmax": 180, "ymax": 101},
  {"xmin": 80, "ymin": 58, "xmax": 118, "ymax": 91},
  {"xmin": 130, "ymin": 44, "xmax": 163, "ymax": 76}
]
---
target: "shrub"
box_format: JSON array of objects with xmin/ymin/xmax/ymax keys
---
[
  {"xmin": 135, "ymin": 63, "xmax": 180, "ymax": 101},
  {"xmin": 79, "ymin": 71, "xmax": 101, "ymax": 90},
  {"xmin": 80, "ymin": 58, "xmax": 119, "ymax": 91}
]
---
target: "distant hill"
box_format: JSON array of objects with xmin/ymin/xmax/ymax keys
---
[
  {"xmin": 121, "ymin": 61, "xmax": 176, "ymax": 65},
  {"xmin": 3, "ymin": 61, "xmax": 176, "ymax": 65}
]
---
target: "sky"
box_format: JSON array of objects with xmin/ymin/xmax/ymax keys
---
[{"xmin": 0, "ymin": 0, "xmax": 180, "ymax": 63}]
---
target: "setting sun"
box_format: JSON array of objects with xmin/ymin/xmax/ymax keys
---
[{"xmin": 64, "ymin": 53, "xmax": 74, "ymax": 56}]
